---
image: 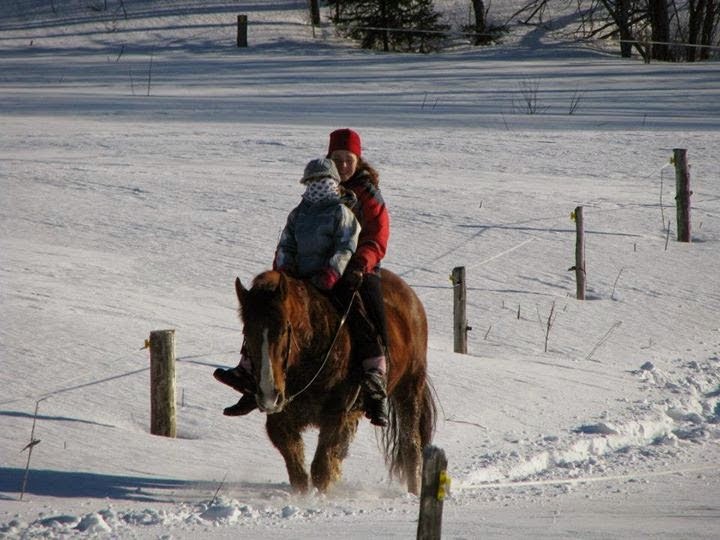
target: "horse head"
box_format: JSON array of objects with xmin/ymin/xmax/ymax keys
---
[{"xmin": 235, "ymin": 271, "xmax": 295, "ymax": 414}]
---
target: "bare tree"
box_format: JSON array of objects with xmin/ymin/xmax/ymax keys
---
[
  {"xmin": 504, "ymin": 0, "xmax": 716, "ymax": 61},
  {"xmin": 470, "ymin": 0, "xmax": 488, "ymax": 44},
  {"xmin": 509, "ymin": 0, "xmax": 550, "ymax": 25},
  {"xmin": 309, "ymin": 0, "xmax": 321, "ymax": 26},
  {"xmin": 615, "ymin": 0, "xmax": 635, "ymax": 57},
  {"xmin": 574, "ymin": 0, "xmax": 718, "ymax": 61},
  {"xmin": 687, "ymin": 0, "xmax": 720, "ymax": 60},
  {"xmin": 648, "ymin": 0, "xmax": 672, "ymax": 60}
]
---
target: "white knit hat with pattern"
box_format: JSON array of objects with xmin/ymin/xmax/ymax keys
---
[{"xmin": 300, "ymin": 158, "xmax": 341, "ymax": 184}]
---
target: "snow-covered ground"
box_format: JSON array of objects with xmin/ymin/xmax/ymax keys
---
[{"xmin": 1, "ymin": 1, "xmax": 719, "ymax": 538}]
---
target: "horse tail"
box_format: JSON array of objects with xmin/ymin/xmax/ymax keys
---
[
  {"xmin": 419, "ymin": 379, "xmax": 437, "ymax": 449},
  {"xmin": 381, "ymin": 377, "xmax": 437, "ymax": 484},
  {"xmin": 381, "ymin": 397, "xmax": 402, "ymax": 481}
]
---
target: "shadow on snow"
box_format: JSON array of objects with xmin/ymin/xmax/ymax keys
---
[{"xmin": 0, "ymin": 467, "xmax": 191, "ymax": 501}]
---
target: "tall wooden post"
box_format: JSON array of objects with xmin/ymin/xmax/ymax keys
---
[
  {"xmin": 237, "ymin": 15, "xmax": 248, "ymax": 47},
  {"xmin": 149, "ymin": 329, "xmax": 176, "ymax": 438},
  {"xmin": 574, "ymin": 206, "xmax": 586, "ymax": 300},
  {"xmin": 673, "ymin": 148, "xmax": 691, "ymax": 242},
  {"xmin": 417, "ymin": 445, "xmax": 449, "ymax": 540},
  {"xmin": 451, "ymin": 266, "xmax": 468, "ymax": 353}
]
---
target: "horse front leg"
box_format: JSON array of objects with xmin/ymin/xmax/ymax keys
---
[
  {"xmin": 311, "ymin": 412, "xmax": 360, "ymax": 492},
  {"xmin": 266, "ymin": 416, "xmax": 309, "ymax": 493}
]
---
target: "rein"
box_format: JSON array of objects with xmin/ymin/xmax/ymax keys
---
[{"xmin": 284, "ymin": 291, "xmax": 357, "ymax": 405}]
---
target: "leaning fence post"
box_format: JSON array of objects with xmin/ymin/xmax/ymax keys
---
[
  {"xmin": 451, "ymin": 266, "xmax": 468, "ymax": 353},
  {"xmin": 237, "ymin": 15, "xmax": 248, "ymax": 47},
  {"xmin": 573, "ymin": 206, "xmax": 586, "ymax": 300},
  {"xmin": 149, "ymin": 329, "xmax": 176, "ymax": 438},
  {"xmin": 673, "ymin": 148, "xmax": 691, "ymax": 242},
  {"xmin": 417, "ymin": 445, "xmax": 449, "ymax": 540}
]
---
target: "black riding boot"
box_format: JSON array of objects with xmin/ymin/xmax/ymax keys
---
[
  {"xmin": 213, "ymin": 366, "xmax": 258, "ymax": 416},
  {"xmin": 362, "ymin": 369, "xmax": 388, "ymax": 427},
  {"xmin": 222, "ymin": 394, "xmax": 258, "ymax": 416},
  {"xmin": 213, "ymin": 365, "xmax": 255, "ymax": 393}
]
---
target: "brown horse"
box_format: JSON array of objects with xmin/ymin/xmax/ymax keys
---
[{"xmin": 233, "ymin": 268, "xmax": 436, "ymax": 495}]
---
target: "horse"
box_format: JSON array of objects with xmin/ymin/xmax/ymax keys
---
[{"xmin": 232, "ymin": 268, "xmax": 436, "ymax": 495}]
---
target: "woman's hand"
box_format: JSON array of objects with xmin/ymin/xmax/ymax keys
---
[{"xmin": 341, "ymin": 267, "xmax": 364, "ymax": 291}]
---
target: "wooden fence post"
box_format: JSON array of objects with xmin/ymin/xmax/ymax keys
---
[
  {"xmin": 237, "ymin": 15, "xmax": 248, "ymax": 47},
  {"xmin": 417, "ymin": 445, "xmax": 449, "ymax": 540},
  {"xmin": 573, "ymin": 206, "xmax": 586, "ymax": 300},
  {"xmin": 451, "ymin": 266, "xmax": 468, "ymax": 353},
  {"xmin": 673, "ymin": 148, "xmax": 691, "ymax": 242},
  {"xmin": 149, "ymin": 329, "xmax": 176, "ymax": 438}
]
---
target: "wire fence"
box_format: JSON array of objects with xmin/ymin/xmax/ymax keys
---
[
  {"xmin": 347, "ymin": 25, "xmax": 497, "ymax": 38},
  {"xmin": 616, "ymin": 38, "xmax": 720, "ymax": 52},
  {"xmin": 340, "ymin": 25, "xmax": 720, "ymax": 54},
  {"xmin": 401, "ymin": 159, "xmax": 709, "ymax": 295}
]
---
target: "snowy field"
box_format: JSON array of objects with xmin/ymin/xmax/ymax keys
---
[{"xmin": 1, "ymin": 1, "xmax": 719, "ymax": 538}]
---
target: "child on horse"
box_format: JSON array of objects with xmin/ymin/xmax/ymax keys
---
[{"xmin": 215, "ymin": 156, "xmax": 358, "ymax": 412}]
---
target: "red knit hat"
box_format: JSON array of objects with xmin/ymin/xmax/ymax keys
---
[{"xmin": 328, "ymin": 128, "xmax": 362, "ymax": 158}]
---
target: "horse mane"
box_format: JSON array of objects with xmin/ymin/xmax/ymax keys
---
[
  {"xmin": 242, "ymin": 270, "xmax": 345, "ymax": 370},
  {"xmin": 251, "ymin": 270, "xmax": 283, "ymax": 291}
]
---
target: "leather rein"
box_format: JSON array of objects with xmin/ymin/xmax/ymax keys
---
[{"xmin": 284, "ymin": 291, "xmax": 357, "ymax": 405}]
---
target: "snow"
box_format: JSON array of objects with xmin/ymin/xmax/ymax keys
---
[{"xmin": 1, "ymin": 1, "xmax": 719, "ymax": 538}]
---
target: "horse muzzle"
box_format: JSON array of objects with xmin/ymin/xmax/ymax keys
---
[{"xmin": 257, "ymin": 389, "xmax": 286, "ymax": 414}]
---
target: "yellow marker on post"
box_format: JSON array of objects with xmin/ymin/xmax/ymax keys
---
[{"xmin": 437, "ymin": 469, "xmax": 451, "ymax": 501}]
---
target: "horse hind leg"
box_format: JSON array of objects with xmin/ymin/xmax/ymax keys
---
[
  {"xmin": 311, "ymin": 413, "xmax": 360, "ymax": 492},
  {"xmin": 266, "ymin": 417, "xmax": 309, "ymax": 493}
]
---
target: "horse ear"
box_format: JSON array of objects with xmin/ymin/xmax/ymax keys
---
[
  {"xmin": 235, "ymin": 277, "xmax": 247, "ymax": 305},
  {"xmin": 277, "ymin": 272, "xmax": 288, "ymax": 300}
]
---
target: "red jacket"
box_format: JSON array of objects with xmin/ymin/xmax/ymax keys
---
[{"xmin": 343, "ymin": 167, "xmax": 389, "ymax": 274}]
